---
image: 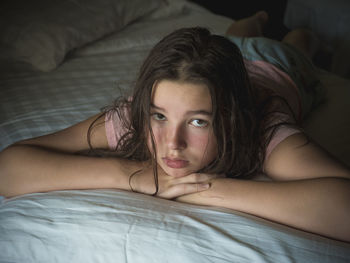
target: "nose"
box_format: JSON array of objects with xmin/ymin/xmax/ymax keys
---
[{"xmin": 167, "ymin": 125, "xmax": 187, "ymax": 150}]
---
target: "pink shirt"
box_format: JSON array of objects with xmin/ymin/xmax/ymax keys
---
[
  {"xmin": 105, "ymin": 60, "xmax": 302, "ymax": 163},
  {"xmin": 244, "ymin": 60, "xmax": 302, "ymax": 159}
]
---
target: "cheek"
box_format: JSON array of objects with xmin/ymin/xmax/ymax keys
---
[
  {"xmin": 188, "ymin": 133, "xmax": 207, "ymax": 147},
  {"xmin": 189, "ymin": 131, "xmax": 218, "ymax": 159},
  {"xmin": 146, "ymin": 126, "xmax": 162, "ymax": 153}
]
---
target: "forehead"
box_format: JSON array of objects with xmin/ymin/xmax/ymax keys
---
[{"xmin": 151, "ymin": 80, "xmax": 212, "ymax": 110}]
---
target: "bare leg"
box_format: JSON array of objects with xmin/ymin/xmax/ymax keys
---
[
  {"xmin": 226, "ymin": 11, "xmax": 269, "ymax": 37},
  {"xmin": 282, "ymin": 28, "xmax": 320, "ymax": 60}
]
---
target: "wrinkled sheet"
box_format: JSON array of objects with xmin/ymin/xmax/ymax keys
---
[{"xmin": 1, "ymin": 190, "xmax": 349, "ymax": 263}]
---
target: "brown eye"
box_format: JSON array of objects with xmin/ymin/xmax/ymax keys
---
[
  {"xmin": 152, "ymin": 113, "xmax": 166, "ymax": 121},
  {"xmin": 191, "ymin": 119, "xmax": 208, "ymax": 128}
]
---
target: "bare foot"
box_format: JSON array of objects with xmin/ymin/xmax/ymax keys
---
[{"xmin": 226, "ymin": 11, "xmax": 269, "ymax": 37}]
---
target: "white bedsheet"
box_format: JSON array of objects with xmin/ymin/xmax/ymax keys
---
[{"xmin": 1, "ymin": 190, "xmax": 349, "ymax": 263}]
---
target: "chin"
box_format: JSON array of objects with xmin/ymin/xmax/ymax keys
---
[{"xmin": 161, "ymin": 166, "xmax": 195, "ymax": 178}]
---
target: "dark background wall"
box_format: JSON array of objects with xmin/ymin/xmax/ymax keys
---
[{"xmin": 189, "ymin": 0, "xmax": 289, "ymax": 40}]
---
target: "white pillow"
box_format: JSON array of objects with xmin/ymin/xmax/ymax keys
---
[{"xmin": 0, "ymin": 0, "xmax": 163, "ymax": 72}]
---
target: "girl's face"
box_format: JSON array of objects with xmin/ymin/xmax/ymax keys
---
[{"xmin": 148, "ymin": 79, "xmax": 218, "ymax": 177}]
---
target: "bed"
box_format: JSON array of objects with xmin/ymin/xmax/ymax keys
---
[{"xmin": 1, "ymin": 0, "xmax": 350, "ymax": 262}]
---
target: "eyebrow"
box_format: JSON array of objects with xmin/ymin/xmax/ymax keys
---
[{"xmin": 150, "ymin": 103, "xmax": 212, "ymax": 116}]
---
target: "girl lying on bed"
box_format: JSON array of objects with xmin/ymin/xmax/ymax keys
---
[{"xmin": 0, "ymin": 11, "xmax": 349, "ymax": 242}]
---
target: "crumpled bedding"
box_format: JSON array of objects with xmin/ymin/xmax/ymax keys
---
[{"xmin": 1, "ymin": 190, "xmax": 349, "ymax": 263}]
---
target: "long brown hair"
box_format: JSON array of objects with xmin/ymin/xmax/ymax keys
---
[{"xmin": 89, "ymin": 27, "xmax": 297, "ymax": 182}]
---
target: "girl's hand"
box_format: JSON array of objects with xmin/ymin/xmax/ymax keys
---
[{"xmin": 129, "ymin": 164, "xmax": 223, "ymax": 199}]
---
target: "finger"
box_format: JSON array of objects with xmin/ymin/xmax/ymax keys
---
[{"xmin": 160, "ymin": 183, "xmax": 210, "ymax": 199}]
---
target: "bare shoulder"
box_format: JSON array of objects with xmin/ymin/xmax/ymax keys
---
[
  {"xmin": 14, "ymin": 113, "xmax": 109, "ymax": 153},
  {"xmin": 264, "ymin": 133, "xmax": 350, "ymax": 180}
]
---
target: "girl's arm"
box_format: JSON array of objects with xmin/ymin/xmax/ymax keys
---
[
  {"xmin": 10, "ymin": 113, "xmax": 109, "ymax": 153},
  {"xmin": 0, "ymin": 113, "xmax": 211, "ymax": 198},
  {"xmin": 177, "ymin": 177, "xmax": 350, "ymax": 242},
  {"xmin": 264, "ymin": 133, "xmax": 350, "ymax": 180},
  {"xmin": 0, "ymin": 113, "xmax": 136, "ymax": 197},
  {"xmin": 176, "ymin": 133, "xmax": 350, "ymax": 242},
  {"xmin": 0, "ymin": 143, "xmax": 139, "ymax": 197}
]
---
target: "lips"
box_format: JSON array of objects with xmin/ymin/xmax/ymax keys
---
[{"xmin": 162, "ymin": 157, "xmax": 189, "ymax": 169}]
